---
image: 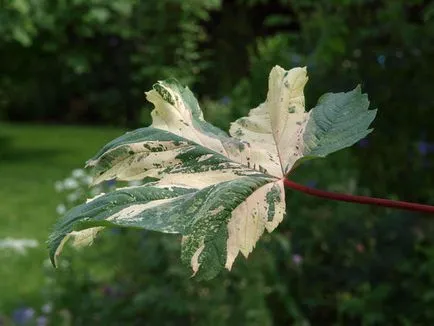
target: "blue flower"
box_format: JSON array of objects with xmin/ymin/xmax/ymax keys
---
[
  {"xmin": 41, "ymin": 303, "xmax": 52, "ymax": 315},
  {"xmin": 12, "ymin": 307, "xmax": 35, "ymax": 325},
  {"xmin": 220, "ymin": 96, "xmax": 231, "ymax": 105},
  {"xmin": 417, "ymin": 141, "xmax": 434, "ymax": 156},
  {"xmin": 37, "ymin": 316, "xmax": 48, "ymax": 326},
  {"xmin": 306, "ymin": 180, "xmax": 317, "ymax": 188},
  {"xmin": 106, "ymin": 179, "xmax": 117, "ymax": 187},
  {"xmin": 358, "ymin": 138, "xmax": 369, "ymax": 148},
  {"xmin": 377, "ymin": 54, "xmax": 386, "ymax": 68},
  {"xmin": 101, "ymin": 284, "xmax": 116, "ymax": 297},
  {"xmin": 290, "ymin": 54, "xmax": 303, "ymax": 64}
]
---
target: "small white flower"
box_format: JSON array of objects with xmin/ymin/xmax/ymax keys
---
[
  {"xmin": 292, "ymin": 254, "xmax": 303, "ymax": 266},
  {"xmin": 56, "ymin": 204, "xmax": 67, "ymax": 215},
  {"xmin": 41, "ymin": 302, "xmax": 53, "ymax": 314},
  {"xmin": 0, "ymin": 237, "xmax": 39, "ymax": 255},
  {"xmin": 72, "ymin": 169, "xmax": 86, "ymax": 178},
  {"xmin": 60, "ymin": 260, "xmax": 70, "ymax": 268},
  {"xmin": 44, "ymin": 278, "xmax": 54, "ymax": 285},
  {"xmin": 84, "ymin": 175, "xmax": 93, "ymax": 185},
  {"xmin": 64, "ymin": 178, "xmax": 79, "ymax": 190},
  {"xmin": 42, "ymin": 259, "xmax": 52, "ymax": 269},
  {"xmin": 54, "ymin": 181, "xmax": 64, "ymax": 192},
  {"xmin": 67, "ymin": 192, "xmax": 79, "ymax": 202}
]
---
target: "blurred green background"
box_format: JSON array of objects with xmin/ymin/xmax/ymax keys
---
[{"xmin": 1, "ymin": 0, "xmax": 434, "ymax": 325}]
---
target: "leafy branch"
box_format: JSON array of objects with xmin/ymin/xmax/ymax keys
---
[{"xmin": 48, "ymin": 65, "xmax": 433, "ymax": 280}]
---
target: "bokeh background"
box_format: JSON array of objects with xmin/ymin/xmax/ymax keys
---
[{"xmin": 1, "ymin": 0, "xmax": 434, "ymax": 325}]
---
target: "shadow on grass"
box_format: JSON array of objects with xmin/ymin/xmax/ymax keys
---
[{"xmin": 0, "ymin": 135, "xmax": 12, "ymax": 155}]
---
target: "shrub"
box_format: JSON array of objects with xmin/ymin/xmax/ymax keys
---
[{"xmin": 0, "ymin": 0, "xmax": 220, "ymax": 125}]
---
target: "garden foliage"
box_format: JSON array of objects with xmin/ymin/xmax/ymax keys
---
[
  {"xmin": 0, "ymin": 0, "xmax": 219, "ymax": 124},
  {"xmin": 2, "ymin": 0, "xmax": 434, "ymax": 324}
]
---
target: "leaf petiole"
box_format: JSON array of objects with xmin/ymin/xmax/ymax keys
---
[{"xmin": 283, "ymin": 179, "xmax": 434, "ymax": 214}]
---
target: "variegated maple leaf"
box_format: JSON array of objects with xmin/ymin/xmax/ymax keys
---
[{"xmin": 49, "ymin": 66, "xmax": 376, "ymax": 280}]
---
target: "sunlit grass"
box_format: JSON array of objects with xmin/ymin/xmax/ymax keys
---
[{"xmin": 0, "ymin": 123, "xmax": 124, "ymax": 311}]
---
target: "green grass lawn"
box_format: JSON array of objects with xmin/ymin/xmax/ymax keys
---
[{"xmin": 0, "ymin": 123, "xmax": 124, "ymax": 311}]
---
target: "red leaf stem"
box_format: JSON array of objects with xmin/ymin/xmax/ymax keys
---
[{"xmin": 283, "ymin": 179, "xmax": 434, "ymax": 214}]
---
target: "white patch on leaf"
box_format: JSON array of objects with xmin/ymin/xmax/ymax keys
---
[
  {"xmin": 155, "ymin": 168, "xmax": 257, "ymax": 189},
  {"xmin": 0, "ymin": 237, "xmax": 39, "ymax": 255},
  {"xmin": 70, "ymin": 227, "xmax": 105, "ymax": 247},
  {"xmin": 197, "ymin": 154, "xmax": 213, "ymax": 162},
  {"xmin": 229, "ymin": 66, "xmax": 309, "ymax": 176},
  {"xmin": 107, "ymin": 199, "xmax": 178, "ymax": 228},
  {"xmin": 90, "ymin": 141, "xmax": 192, "ymax": 185},
  {"xmin": 86, "ymin": 192, "xmax": 106, "ymax": 203},
  {"xmin": 191, "ymin": 240, "xmax": 205, "ymax": 276},
  {"xmin": 54, "ymin": 227, "xmax": 104, "ymax": 266},
  {"xmin": 225, "ymin": 179, "xmax": 285, "ymax": 270}
]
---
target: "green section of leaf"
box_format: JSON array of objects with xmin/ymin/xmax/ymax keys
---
[
  {"xmin": 48, "ymin": 185, "xmax": 196, "ymax": 264},
  {"xmin": 265, "ymin": 183, "xmax": 281, "ymax": 222},
  {"xmin": 48, "ymin": 176, "xmax": 273, "ymax": 279},
  {"xmin": 302, "ymin": 86, "xmax": 376, "ymax": 160},
  {"xmin": 182, "ymin": 223, "xmax": 228, "ymax": 280}
]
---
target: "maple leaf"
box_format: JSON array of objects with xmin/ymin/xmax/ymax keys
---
[{"xmin": 48, "ymin": 66, "xmax": 376, "ymax": 280}]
